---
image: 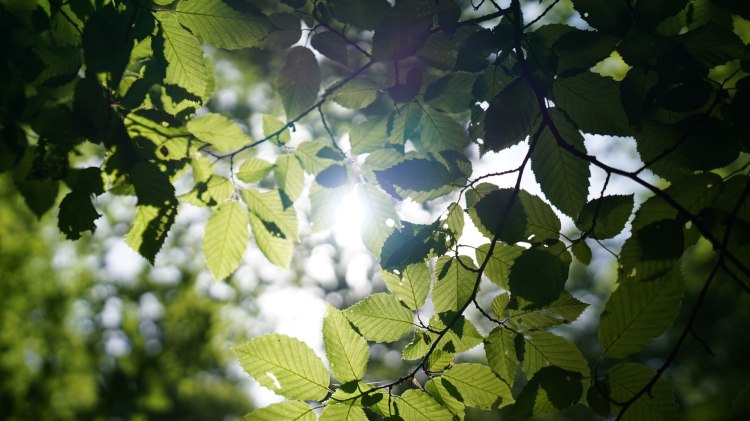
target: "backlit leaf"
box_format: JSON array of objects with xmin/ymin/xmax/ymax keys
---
[
  {"xmin": 237, "ymin": 157, "xmax": 273, "ymax": 183},
  {"xmin": 187, "ymin": 113, "xmax": 251, "ymax": 153},
  {"xmin": 433, "ymin": 256, "xmax": 477, "ymax": 313},
  {"xmin": 344, "ymin": 293, "xmax": 413, "ymax": 343},
  {"xmin": 276, "ymin": 47, "xmax": 320, "ymax": 119},
  {"xmin": 606, "ymin": 363, "xmax": 680, "ymax": 421},
  {"xmin": 175, "ymin": 0, "xmax": 272, "ymax": 50},
  {"xmin": 552, "ymin": 72, "xmax": 630, "ymax": 136},
  {"xmin": 382, "ymin": 263, "xmax": 430, "ymax": 310},
  {"xmin": 244, "ymin": 401, "xmax": 315, "ymax": 421},
  {"xmin": 576, "ymin": 194, "xmax": 634, "ymax": 239},
  {"xmin": 508, "ymin": 243, "xmax": 571, "ymax": 308},
  {"xmin": 202, "ymin": 201, "xmax": 248, "ymax": 281},
  {"xmin": 441, "ymin": 363, "xmax": 514, "ymax": 410},
  {"xmin": 323, "ymin": 305, "xmax": 368, "ymax": 383},
  {"xmin": 156, "ymin": 12, "xmax": 207, "ymax": 98}
]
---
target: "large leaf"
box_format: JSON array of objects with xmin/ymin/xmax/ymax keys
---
[
  {"xmin": 202, "ymin": 201, "xmax": 248, "ymax": 281},
  {"xmin": 349, "ymin": 117, "xmax": 389, "ymax": 155},
  {"xmin": 517, "ymin": 190, "xmax": 562, "ymax": 243},
  {"xmin": 234, "ymin": 334, "xmax": 329, "ymax": 401},
  {"xmin": 576, "ymin": 194, "xmax": 635, "ymax": 239},
  {"xmin": 276, "ymin": 46, "xmax": 321, "ymax": 119},
  {"xmin": 155, "ymin": 12, "xmax": 207, "ymax": 98},
  {"xmin": 441, "ymin": 363, "xmax": 515, "ymax": 410},
  {"xmin": 382, "ymin": 263, "xmax": 430, "ymax": 310},
  {"xmin": 344, "ymin": 293, "xmax": 414, "ymax": 342},
  {"xmin": 599, "ymin": 273, "xmax": 684, "ymax": 359},
  {"xmin": 552, "ymin": 72, "xmax": 630, "ymax": 136},
  {"xmin": 466, "ymin": 185, "xmax": 528, "ymax": 244},
  {"xmin": 175, "ymin": 0, "xmax": 272, "ymax": 50},
  {"xmin": 323, "ymin": 305, "xmax": 368, "ymax": 383},
  {"xmin": 245, "ymin": 401, "xmax": 315, "ymax": 421},
  {"xmin": 484, "ymin": 78, "xmax": 540, "ymax": 152},
  {"xmin": 485, "ymin": 327, "xmax": 520, "ymax": 386},
  {"xmin": 358, "ymin": 183, "xmax": 399, "ymax": 257},
  {"xmin": 241, "ymin": 189, "xmax": 298, "ymax": 267},
  {"xmin": 371, "ymin": 0, "xmax": 434, "ymax": 61},
  {"xmin": 330, "ymin": 78, "xmax": 379, "ymax": 110},
  {"xmin": 425, "ymin": 378, "xmax": 466, "ymax": 419},
  {"xmin": 391, "ymin": 389, "xmax": 454, "ymax": 421},
  {"xmin": 506, "ymin": 367, "xmax": 584, "ymax": 419},
  {"xmin": 274, "ymin": 154, "xmax": 305, "ymax": 206},
  {"xmin": 508, "ymin": 243, "xmax": 571, "ymax": 308},
  {"xmin": 432, "ymin": 256, "xmax": 477, "ymax": 313},
  {"xmin": 476, "ymin": 243, "xmax": 524, "ymax": 289},
  {"xmin": 418, "ymin": 105, "xmax": 468, "ymax": 153},
  {"xmin": 606, "ymin": 363, "xmax": 680, "ymax": 421},
  {"xmin": 531, "ymin": 108, "xmax": 590, "ymax": 218},
  {"xmin": 237, "ymin": 157, "xmax": 273, "ymax": 183},
  {"xmin": 519, "ymin": 331, "xmax": 590, "ymax": 380},
  {"xmin": 424, "ymin": 72, "xmax": 477, "ymax": 113},
  {"xmin": 497, "ymin": 291, "xmax": 589, "ymax": 331},
  {"xmin": 619, "ymin": 219, "xmax": 685, "ymax": 282},
  {"xmin": 187, "ymin": 113, "xmax": 251, "ymax": 153},
  {"xmin": 319, "ymin": 404, "xmax": 368, "ymax": 421}
]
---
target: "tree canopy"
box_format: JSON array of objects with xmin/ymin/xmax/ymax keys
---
[{"xmin": 2, "ymin": 0, "xmax": 750, "ymax": 419}]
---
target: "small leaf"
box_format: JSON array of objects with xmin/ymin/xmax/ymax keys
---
[
  {"xmin": 571, "ymin": 240, "xmax": 592, "ymax": 264},
  {"xmin": 203, "ymin": 201, "xmax": 249, "ymax": 281},
  {"xmin": 274, "ymin": 154, "xmax": 305, "ymax": 206},
  {"xmin": 187, "ymin": 113, "xmax": 251, "ymax": 153},
  {"xmin": 234, "ymin": 334, "xmax": 329, "ymax": 401},
  {"xmin": 485, "ymin": 327, "xmax": 519, "ymax": 386},
  {"xmin": 519, "ymin": 331, "xmax": 590, "ymax": 380},
  {"xmin": 344, "ymin": 293, "xmax": 414, "ymax": 342},
  {"xmin": 330, "ymin": 78, "xmax": 379, "ymax": 109},
  {"xmin": 242, "ymin": 189, "xmax": 298, "ymax": 268},
  {"xmin": 441, "ymin": 363, "xmax": 515, "ymax": 410},
  {"xmin": 506, "ymin": 292, "xmax": 589, "ymax": 331},
  {"xmin": 245, "ymin": 401, "xmax": 315, "ymax": 421},
  {"xmin": 323, "ymin": 305, "xmax": 369, "ymax": 383},
  {"xmin": 382, "ymin": 263, "xmax": 430, "ymax": 310},
  {"xmin": 263, "ymin": 114, "xmax": 291, "ymax": 144},
  {"xmin": 576, "ymin": 194, "xmax": 634, "ymax": 239},
  {"xmin": 466, "ymin": 185, "xmax": 527, "ymax": 244},
  {"xmin": 508, "ymin": 244, "xmax": 571, "ymax": 308},
  {"xmin": 276, "ymin": 46, "xmax": 321, "ymax": 119},
  {"xmin": 432, "ymin": 256, "xmax": 477, "ymax": 313},
  {"xmin": 424, "ymin": 72, "xmax": 477, "ymax": 113},
  {"xmin": 349, "ymin": 117, "xmax": 389, "ymax": 155},
  {"xmin": 476, "ymin": 243, "xmax": 524, "ymax": 289},
  {"xmin": 237, "ymin": 157, "xmax": 273, "ymax": 183},
  {"xmin": 419, "ymin": 105, "xmax": 469, "ymax": 153},
  {"xmin": 425, "ymin": 378, "xmax": 466, "ymax": 419},
  {"xmin": 599, "ymin": 273, "xmax": 684, "ymax": 359}
]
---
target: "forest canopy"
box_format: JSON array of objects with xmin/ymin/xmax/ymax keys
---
[{"xmin": 2, "ymin": 0, "xmax": 750, "ymax": 420}]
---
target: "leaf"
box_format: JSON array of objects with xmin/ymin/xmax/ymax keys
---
[
  {"xmin": 328, "ymin": 0, "xmax": 390, "ymax": 30},
  {"xmin": 531, "ymin": 108, "xmax": 591, "ymax": 218},
  {"xmin": 179, "ymin": 175, "xmax": 234, "ymax": 207},
  {"xmin": 237, "ymin": 157, "xmax": 273, "ymax": 183},
  {"xmin": 263, "ymin": 114, "xmax": 291, "ymax": 144},
  {"xmin": 316, "ymin": 165, "xmax": 348, "ymax": 188},
  {"xmin": 428, "ymin": 314, "xmax": 483, "ymax": 354},
  {"xmin": 679, "ymin": 23, "xmax": 745, "ymax": 67},
  {"xmin": 443, "ymin": 202, "xmax": 464, "ymax": 240},
  {"xmin": 483, "ymin": 78, "xmax": 540, "ymax": 152},
  {"xmin": 432, "ymin": 256, "xmax": 477, "ymax": 313},
  {"xmin": 187, "ymin": 113, "xmax": 251, "ymax": 153},
  {"xmin": 274, "ymin": 154, "xmax": 305, "ymax": 206},
  {"xmin": 156, "ymin": 12, "xmax": 207, "ymax": 98},
  {"xmin": 577, "ymin": 194, "xmax": 634, "ymax": 239},
  {"xmin": 619, "ymin": 219, "xmax": 684, "ymax": 282},
  {"xmin": 323, "ymin": 305, "xmax": 369, "ymax": 383},
  {"xmin": 295, "ymin": 141, "xmax": 343, "ymax": 174},
  {"xmin": 571, "ymin": 240, "xmax": 592, "ymax": 264},
  {"xmin": 519, "ymin": 331, "xmax": 590, "ymax": 380},
  {"xmin": 382, "ymin": 263, "xmax": 430, "ymax": 310},
  {"xmin": 311, "ymin": 31, "xmax": 349, "ymax": 65},
  {"xmin": 425, "ymin": 378, "xmax": 466, "ymax": 419},
  {"xmin": 374, "ymin": 157, "xmax": 454, "ymax": 201},
  {"xmin": 599, "ymin": 273, "xmax": 684, "ymax": 359},
  {"xmin": 371, "ymin": 0, "xmax": 434, "ymax": 61},
  {"xmin": 175, "ymin": 0, "xmax": 272, "ymax": 50},
  {"xmin": 234, "ymin": 334, "xmax": 329, "ymax": 401},
  {"xmin": 485, "ymin": 327, "xmax": 519, "ymax": 386},
  {"xmin": 606, "ymin": 363, "xmax": 680, "ymax": 421},
  {"xmin": 344, "ymin": 293, "xmax": 414, "ymax": 342},
  {"xmin": 476, "ymin": 243, "xmax": 524, "ymax": 289},
  {"xmin": 424, "ymin": 72, "xmax": 477, "ymax": 113},
  {"xmin": 57, "ymin": 167, "xmax": 104, "ymax": 240},
  {"xmin": 554, "ymin": 29, "xmax": 619, "ymax": 75},
  {"xmin": 571, "ymin": 0, "xmax": 632, "ymax": 35},
  {"xmin": 309, "ymin": 183, "xmax": 348, "ymax": 232},
  {"xmin": 517, "ymin": 190, "xmax": 562, "ymax": 243},
  {"xmin": 507, "ymin": 367, "xmax": 584, "ymax": 418},
  {"xmin": 508, "ymin": 244, "xmax": 571, "ymax": 308},
  {"xmin": 441, "ymin": 363, "xmax": 514, "ymax": 410},
  {"xmin": 202, "ymin": 201, "xmax": 249, "ymax": 281},
  {"xmin": 552, "ymin": 72, "xmax": 630, "ymax": 136},
  {"xmin": 358, "ymin": 183, "xmax": 399, "ymax": 256},
  {"xmin": 418, "ymin": 105, "xmax": 468, "ymax": 153},
  {"xmin": 466, "ymin": 185, "xmax": 528, "ymax": 244},
  {"xmin": 505, "ymin": 292, "xmax": 589, "ymax": 331},
  {"xmin": 249, "ymin": 212, "xmax": 294, "ymax": 268},
  {"xmin": 242, "ymin": 189, "xmax": 298, "ymax": 267},
  {"xmin": 392, "ymin": 389, "xmax": 454, "ymax": 421},
  {"xmin": 330, "ymin": 78, "xmax": 379, "ymax": 110},
  {"xmin": 276, "ymin": 47, "xmax": 321, "ymax": 119},
  {"xmin": 349, "ymin": 117, "xmax": 389, "ymax": 155},
  {"xmin": 319, "ymin": 404, "xmax": 368, "ymax": 421},
  {"xmin": 244, "ymin": 401, "xmax": 315, "ymax": 421}
]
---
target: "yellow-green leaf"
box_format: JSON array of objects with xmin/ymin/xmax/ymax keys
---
[{"xmin": 202, "ymin": 201, "xmax": 248, "ymax": 280}]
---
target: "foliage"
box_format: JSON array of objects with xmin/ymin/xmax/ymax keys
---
[{"xmin": 2, "ymin": 0, "xmax": 750, "ymax": 420}]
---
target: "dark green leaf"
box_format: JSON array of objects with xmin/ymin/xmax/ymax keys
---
[
  {"xmin": 311, "ymin": 31, "xmax": 349, "ymax": 65},
  {"xmin": 508, "ymin": 243, "xmax": 571, "ymax": 308},
  {"xmin": 605, "ymin": 363, "xmax": 680, "ymax": 420},
  {"xmin": 276, "ymin": 46, "xmax": 321, "ymax": 119},
  {"xmin": 620, "ymin": 219, "xmax": 684, "ymax": 282},
  {"xmin": 553, "ymin": 72, "xmax": 630, "ymax": 136},
  {"xmin": 484, "ymin": 79, "xmax": 540, "ymax": 152},
  {"xmin": 571, "ymin": 0, "xmax": 633, "ymax": 35},
  {"xmin": 371, "ymin": 0, "xmax": 434, "ymax": 61},
  {"xmin": 576, "ymin": 194, "xmax": 635, "ymax": 239},
  {"xmin": 466, "ymin": 185, "xmax": 528, "ymax": 244}
]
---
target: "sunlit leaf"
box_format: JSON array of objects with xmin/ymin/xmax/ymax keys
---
[
  {"xmin": 358, "ymin": 182, "xmax": 399, "ymax": 257},
  {"xmin": 319, "ymin": 404, "xmax": 368, "ymax": 421},
  {"xmin": 187, "ymin": 113, "xmax": 251, "ymax": 153},
  {"xmin": 441, "ymin": 363, "xmax": 514, "ymax": 410},
  {"xmin": 433, "ymin": 256, "xmax": 477, "ymax": 313},
  {"xmin": 202, "ymin": 201, "xmax": 248, "ymax": 281},
  {"xmin": 234, "ymin": 334, "xmax": 329, "ymax": 401},
  {"xmin": 391, "ymin": 389, "xmax": 454, "ymax": 421},
  {"xmin": 237, "ymin": 157, "xmax": 273, "ymax": 183},
  {"xmin": 323, "ymin": 305, "xmax": 368, "ymax": 383},
  {"xmin": 155, "ymin": 12, "xmax": 207, "ymax": 98},
  {"xmin": 485, "ymin": 327, "xmax": 519, "ymax": 386},
  {"xmin": 274, "ymin": 154, "xmax": 305, "ymax": 206},
  {"xmin": 508, "ymin": 243, "xmax": 571, "ymax": 308},
  {"xmin": 244, "ymin": 401, "xmax": 315, "ymax": 420},
  {"xmin": 344, "ymin": 293, "xmax": 413, "ymax": 343},
  {"xmin": 175, "ymin": 0, "xmax": 272, "ymax": 50},
  {"xmin": 382, "ymin": 263, "xmax": 430, "ymax": 310}
]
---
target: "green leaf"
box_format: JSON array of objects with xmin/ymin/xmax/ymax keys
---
[
  {"xmin": 323, "ymin": 305, "xmax": 369, "ymax": 383},
  {"xmin": 234, "ymin": 334, "xmax": 329, "ymax": 401},
  {"xmin": 485, "ymin": 327, "xmax": 519, "ymax": 386},
  {"xmin": 249, "ymin": 212, "xmax": 294, "ymax": 268},
  {"xmin": 237, "ymin": 157, "xmax": 273, "ymax": 183},
  {"xmin": 418, "ymin": 105, "xmax": 468, "ymax": 153},
  {"xmin": 242, "ymin": 189, "xmax": 298, "ymax": 267},
  {"xmin": 371, "ymin": 0, "xmax": 434, "ymax": 61},
  {"xmin": 517, "ymin": 190, "xmax": 562, "ymax": 243},
  {"xmin": 156, "ymin": 12, "xmax": 207, "ymax": 98},
  {"xmin": 202, "ymin": 201, "xmax": 249, "ymax": 281},
  {"xmin": 294, "ymin": 141, "xmax": 343, "ymax": 175},
  {"xmin": 349, "ymin": 117, "xmax": 388, "ymax": 155},
  {"xmin": 606, "ymin": 363, "xmax": 680, "ymax": 421},
  {"xmin": 425, "ymin": 378, "xmax": 466, "ymax": 419},
  {"xmin": 571, "ymin": 240, "xmax": 592, "ymax": 264},
  {"xmin": 576, "ymin": 194, "xmax": 634, "ymax": 239},
  {"xmin": 571, "ymin": 0, "xmax": 632, "ymax": 35},
  {"xmin": 244, "ymin": 401, "xmax": 315, "ymax": 421},
  {"xmin": 619, "ymin": 219, "xmax": 684, "ymax": 282},
  {"xmin": 328, "ymin": 0, "xmax": 390, "ymax": 30},
  {"xmin": 319, "ymin": 404, "xmax": 368, "ymax": 421},
  {"xmin": 519, "ymin": 331, "xmax": 590, "ymax": 380},
  {"xmin": 554, "ymin": 29, "xmax": 619, "ymax": 75},
  {"xmin": 508, "ymin": 243, "xmax": 571, "ymax": 308},
  {"xmin": 330, "ymin": 78, "xmax": 379, "ymax": 110},
  {"xmin": 263, "ymin": 114, "xmax": 291, "ymax": 144},
  {"xmin": 382, "ymin": 263, "xmax": 430, "ymax": 310},
  {"xmin": 424, "ymin": 72, "xmax": 477, "ymax": 113},
  {"xmin": 179, "ymin": 175, "xmax": 234, "ymax": 207},
  {"xmin": 443, "ymin": 202, "xmax": 464, "ymax": 240},
  {"xmin": 175, "ymin": 0, "xmax": 272, "ymax": 50},
  {"xmin": 274, "ymin": 154, "xmax": 305, "ymax": 206},
  {"xmin": 311, "ymin": 31, "xmax": 349, "ymax": 65},
  {"xmin": 466, "ymin": 185, "xmax": 528, "ymax": 244},
  {"xmin": 679, "ymin": 23, "xmax": 745, "ymax": 67},
  {"xmin": 392, "ymin": 389, "xmax": 454, "ymax": 421},
  {"xmin": 505, "ymin": 292, "xmax": 589, "ymax": 331},
  {"xmin": 344, "ymin": 293, "xmax": 413, "ymax": 342},
  {"xmin": 373, "ymin": 157, "xmax": 455, "ymax": 201},
  {"xmin": 125, "ymin": 162, "xmax": 178, "ymax": 263},
  {"xmin": 359, "ymin": 183, "xmax": 399, "ymax": 256},
  {"xmin": 441, "ymin": 363, "xmax": 514, "ymax": 410},
  {"xmin": 476, "ymin": 243, "xmax": 524, "ymax": 289},
  {"xmin": 484, "ymin": 78, "xmax": 540, "ymax": 152},
  {"xmin": 58, "ymin": 167, "xmax": 104, "ymax": 240},
  {"xmin": 309, "ymin": 183, "xmax": 348, "ymax": 232},
  {"xmin": 276, "ymin": 46, "xmax": 320, "ymax": 120},
  {"xmin": 187, "ymin": 113, "xmax": 251, "ymax": 153},
  {"xmin": 531, "ymin": 108, "xmax": 590, "ymax": 218},
  {"xmin": 432, "ymin": 256, "xmax": 477, "ymax": 313},
  {"xmin": 599, "ymin": 273, "xmax": 684, "ymax": 359},
  {"xmin": 552, "ymin": 72, "xmax": 630, "ymax": 136},
  {"xmin": 316, "ymin": 165, "xmax": 348, "ymax": 188},
  {"xmin": 507, "ymin": 367, "xmax": 584, "ymax": 418},
  {"xmin": 428, "ymin": 314, "xmax": 483, "ymax": 354}
]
